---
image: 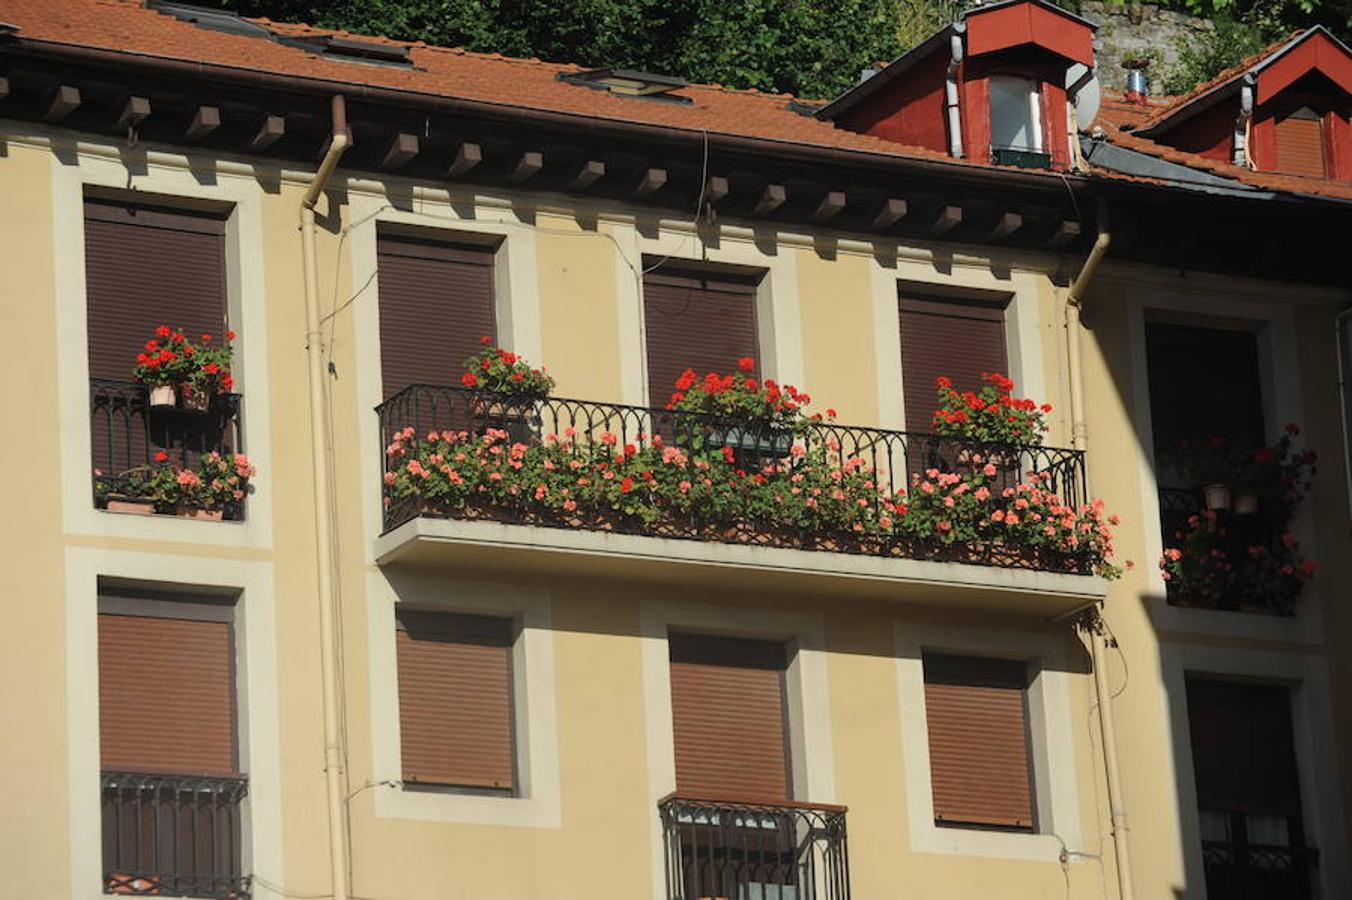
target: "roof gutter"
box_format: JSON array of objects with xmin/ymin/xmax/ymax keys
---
[
  {"xmin": 10, "ymin": 36, "xmax": 1090, "ymax": 193},
  {"xmin": 300, "ymin": 93, "xmax": 352, "ymax": 900},
  {"xmin": 1232, "ymin": 75, "xmax": 1255, "ymax": 168},
  {"xmin": 945, "ymin": 25, "xmax": 967, "ymax": 159}
]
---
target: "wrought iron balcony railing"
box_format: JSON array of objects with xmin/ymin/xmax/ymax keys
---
[
  {"xmin": 659, "ymin": 794, "xmax": 849, "ymax": 900},
  {"xmin": 101, "ymin": 770, "xmax": 250, "ymax": 898},
  {"xmin": 376, "ymin": 385, "xmax": 1092, "ymax": 575},
  {"xmin": 90, "ymin": 379, "xmax": 245, "ymax": 519},
  {"xmin": 1200, "ymin": 811, "xmax": 1317, "ymax": 900}
]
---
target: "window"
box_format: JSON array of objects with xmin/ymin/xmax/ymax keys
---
[
  {"xmin": 1185, "ymin": 677, "xmax": 1313, "ymax": 899},
  {"xmin": 98, "ymin": 593, "xmax": 246, "ymax": 897},
  {"xmin": 923, "ymin": 653, "xmax": 1035, "ymax": 831},
  {"xmin": 395, "ymin": 609, "xmax": 517, "ymax": 792},
  {"xmin": 376, "ymin": 230, "xmax": 499, "ymax": 400},
  {"xmin": 668, "ymin": 633, "xmax": 791, "ymax": 800},
  {"xmin": 85, "ymin": 199, "xmax": 237, "ymax": 503},
  {"xmin": 989, "ymin": 76, "xmax": 1043, "ymax": 152},
  {"xmin": 1273, "ymin": 108, "xmax": 1327, "ymax": 178},
  {"xmin": 898, "ymin": 291, "xmax": 1009, "ymax": 433},
  {"xmin": 642, "ymin": 263, "xmax": 762, "ymax": 409}
]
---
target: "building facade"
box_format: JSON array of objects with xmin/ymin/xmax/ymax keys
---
[{"xmin": 0, "ymin": 2, "xmax": 1349, "ymax": 899}]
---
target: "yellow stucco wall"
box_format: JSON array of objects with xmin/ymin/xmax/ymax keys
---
[{"xmin": 0, "ymin": 125, "xmax": 1347, "ymax": 900}]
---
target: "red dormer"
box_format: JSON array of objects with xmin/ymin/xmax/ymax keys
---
[
  {"xmin": 816, "ymin": 0, "xmax": 1097, "ymax": 171},
  {"xmin": 1139, "ymin": 27, "xmax": 1352, "ymax": 181}
]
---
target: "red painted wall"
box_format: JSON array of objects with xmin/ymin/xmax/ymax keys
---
[
  {"xmin": 965, "ymin": 2, "xmax": 1094, "ymax": 67},
  {"xmin": 1159, "ymin": 103, "xmax": 1236, "ymax": 161},
  {"xmin": 836, "ymin": 47, "xmax": 951, "ymax": 154},
  {"xmin": 963, "ymin": 51, "xmax": 1072, "ymax": 170}
]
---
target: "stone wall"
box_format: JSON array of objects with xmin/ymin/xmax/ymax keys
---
[{"xmin": 1078, "ymin": 2, "xmax": 1214, "ymax": 94}]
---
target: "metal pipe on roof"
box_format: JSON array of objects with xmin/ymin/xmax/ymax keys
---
[
  {"xmin": 300, "ymin": 92, "xmax": 352, "ymax": 900},
  {"xmin": 945, "ymin": 26, "xmax": 966, "ymax": 159},
  {"xmin": 1232, "ymin": 76, "xmax": 1255, "ymax": 168}
]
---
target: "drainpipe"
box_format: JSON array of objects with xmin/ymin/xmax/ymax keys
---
[
  {"xmin": 300, "ymin": 94, "xmax": 352, "ymax": 900},
  {"xmin": 1064, "ymin": 198, "xmax": 1111, "ymax": 451},
  {"xmin": 1232, "ymin": 76, "xmax": 1255, "ymax": 168},
  {"xmin": 1082, "ymin": 611, "xmax": 1136, "ymax": 900},
  {"xmin": 945, "ymin": 25, "xmax": 966, "ymax": 159},
  {"xmin": 1335, "ymin": 307, "xmax": 1352, "ymax": 525},
  {"xmin": 1062, "ymin": 204, "xmax": 1134, "ymax": 900}
]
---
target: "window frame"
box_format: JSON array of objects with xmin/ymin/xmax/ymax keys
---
[{"xmin": 988, "ymin": 75, "xmax": 1044, "ymax": 153}]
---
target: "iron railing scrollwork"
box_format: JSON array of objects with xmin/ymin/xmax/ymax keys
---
[
  {"xmin": 1199, "ymin": 810, "xmax": 1316, "ymax": 900},
  {"xmin": 101, "ymin": 770, "xmax": 250, "ymax": 898},
  {"xmin": 376, "ymin": 384, "xmax": 1092, "ymax": 574},
  {"xmin": 659, "ymin": 795, "xmax": 850, "ymax": 900},
  {"xmin": 90, "ymin": 379, "xmax": 245, "ymax": 519}
]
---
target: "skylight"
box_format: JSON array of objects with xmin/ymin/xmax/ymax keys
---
[{"xmin": 559, "ymin": 68, "xmax": 691, "ymax": 103}]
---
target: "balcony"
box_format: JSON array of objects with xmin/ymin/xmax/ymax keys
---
[
  {"xmin": 374, "ymin": 386, "xmax": 1108, "ymax": 614},
  {"xmin": 90, "ymin": 380, "xmax": 246, "ymax": 521},
  {"xmin": 1201, "ymin": 811, "xmax": 1317, "ymax": 900},
  {"xmin": 101, "ymin": 771, "xmax": 249, "ymax": 898},
  {"xmin": 659, "ymin": 794, "xmax": 849, "ymax": 900}
]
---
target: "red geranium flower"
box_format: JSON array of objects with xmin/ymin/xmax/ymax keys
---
[
  {"xmin": 737, "ymin": 357, "xmax": 756, "ymax": 373},
  {"xmin": 461, "ymin": 372, "xmax": 480, "ymax": 388}
]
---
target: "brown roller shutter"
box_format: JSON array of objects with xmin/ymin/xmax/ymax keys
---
[
  {"xmin": 377, "ymin": 232, "xmax": 498, "ymax": 400},
  {"xmin": 395, "ymin": 610, "xmax": 516, "ymax": 791},
  {"xmin": 1186, "ymin": 677, "xmax": 1302, "ymax": 816},
  {"xmin": 643, "ymin": 269, "xmax": 761, "ymax": 408},
  {"xmin": 899, "ymin": 294, "xmax": 1009, "ymax": 433},
  {"xmin": 98, "ymin": 613, "xmax": 236, "ymax": 775},
  {"xmin": 924, "ymin": 653, "xmax": 1034, "ymax": 830},
  {"xmin": 1273, "ymin": 109, "xmax": 1327, "ymax": 178},
  {"xmin": 669, "ymin": 634, "xmax": 791, "ymax": 802},
  {"xmin": 83, "ymin": 199, "xmax": 228, "ymax": 382}
]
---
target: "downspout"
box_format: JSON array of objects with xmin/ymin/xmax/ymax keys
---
[
  {"xmin": 945, "ymin": 25, "xmax": 966, "ymax": 159},
  {"xmin": 1232, "ymin": 75, "xmax": 1255, "ymax": 168},
  {"xmin": 1064, "ymin": 199, "xmax": 1110, "ymax": 452},
  {"xmin": 1335, "ymin": 307, "xmax": 1352, "ymax": 525},
  {"xmin": 300, "ymin": 94, "xmax": 352, "ymax": 900},
  {"xmin": 1063, "ymin": 204, "xmax": 1135, "ymax": 900}
]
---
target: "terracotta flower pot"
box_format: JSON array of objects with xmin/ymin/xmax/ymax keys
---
[
  {"xmin": 107, "ymin": 872, "xmax": 161, "ymax": 894},
  {"xmin": 175, "ymin": 505, "xmax": 224, "ymax": 521},
  {"xmin": 148, "ymin": 384, "xmax": 176, "ymax": 408},
  {"xmin": 106, "ymin": 497, "xmax": 156, "ymax": 515}
]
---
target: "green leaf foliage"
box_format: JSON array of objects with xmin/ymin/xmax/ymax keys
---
[{"xmin": 216, "ymin": 0, "xmax": 906, "ymax": 99}]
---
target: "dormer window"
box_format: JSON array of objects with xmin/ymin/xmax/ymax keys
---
[
  {"xmin": 1273, "ymin": 107, "xmax": 1327, "ymax": 178},
  {"xmin": 989, "ymin": 76, "xmax": 1048, "ymax": 167}
]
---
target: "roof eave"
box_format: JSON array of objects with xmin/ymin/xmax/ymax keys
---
[{"xmin": 815, "ymin": 25, "xmax": 958, "ymax": 121}]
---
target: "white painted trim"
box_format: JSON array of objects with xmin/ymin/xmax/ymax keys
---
[
  {"xmin": 348, "ymin": 191, "xmax": 545, "ymax": 564},
  {"xmin": 609, "ymin": 220, "xmax": 649, "ymax": 406},
  {"xmin": 364, "ymin": 569, "xmax": 561, "ymax": 828},
  {"xmin": 1122, "ymin": 283, "xmax": 1324, "ymax": 643},
  {"xmin": 50, "ymin": 147, "xmax": 276, "ymax": 549},
  {"xmin": 870, "ymin": 261, "xmax": 907, "ymax": 431},
  {"xmin": 1159, "ymin": 642, "xmax": 1350, "ymax": 900},
  {"xmin": 640, "ymin": 599, "xmax": 836, "ymax": 900},
  {"xmin": 63, "ymin": 548, "xmax": 284, "ymax": 899},
  {"xmin": 894, "ymin": 620, "xmax": 1085, "ymax": 861}
]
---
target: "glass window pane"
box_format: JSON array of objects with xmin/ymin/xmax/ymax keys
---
[{"xmin": 990, "ymin": 77, "xmax": 1040, "ymax": 151}]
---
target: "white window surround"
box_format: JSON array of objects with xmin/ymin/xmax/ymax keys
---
[
  {"xmin": 870, "ymin": 263, "xmax": 1049, "ymax": 436},
  {"xmin": 347, "ymin": 189, "xmax": 543, "ymax": 561},
  {"xmin": 63, "ymin": 547, "xmax": 284, "ymax": 900},
  {"xmin": 1159, "ymin": 641, "xmax": 1350, "ymax": 899},
  {"xmin": 989, "ymin": 76, "xmax": 1044, "ymax": 152},
  {"xmin": 628, "ymin": 226, "xmax": 804, "ymax": 407},
  {"xmin": 640, "ymin": 599, "xmax": 836, "ymax": 900},
  {"xmin": 1122, "ymin": 280, "xmax": 1326, "ymax": 644},
  {"xmin": 894, "ymin": 620, "xmax": 1084, "ymax": 861},
  {"xmin": 48, "ymin": 141, "xmax": 275, "ymax": 549},
  {"xmin": 364, "ymin": 569, "xmax": 561, "ymax": 828}
]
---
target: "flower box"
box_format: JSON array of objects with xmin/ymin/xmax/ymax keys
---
[
  {"xmin": 705, "ymin": 423, "xmax": 795, "ymax": 456},
  {"xmin": 175, "ymin": 505, "xmax": 225, "ymax": 521},
  {"xmin": 471, "ymin": 395, "xmax": 541, "ymax": 444},
  {"xmin": 178, "ymin": 385, "xmax": 211, "ymax": 412},
  {"xmin": 105, "ymin": 496, "xmax": 156, "ymax": 515}
]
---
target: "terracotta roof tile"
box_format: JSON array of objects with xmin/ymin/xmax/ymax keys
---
[{"xmin": 2, "ymin": 0, "xmax": 1347, "ymax": 202}]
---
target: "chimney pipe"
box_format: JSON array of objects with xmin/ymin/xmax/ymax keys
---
[{"xmin": 1123, "ymin": 59, "xmax": 1150, "ymax": 103}]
